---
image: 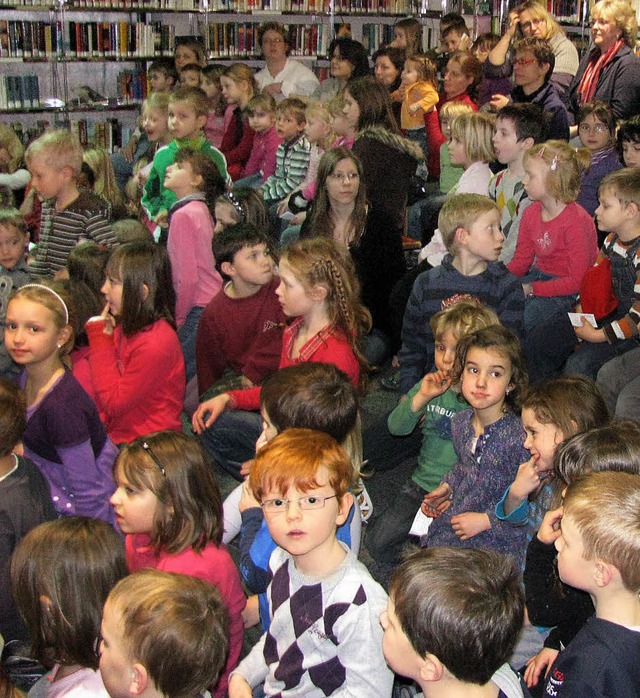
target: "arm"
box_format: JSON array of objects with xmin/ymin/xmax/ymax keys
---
[
  {"xmin": 488, "ymin": 13, "xmax": 519, "ymax": 67},
  {"xmin": 607, "ymin": 53, "xmax": 640, "ymax": 121},
  {"xmin": 85, "ymin": 209, "xmax": 118, "ymax": 249},
  {"xmin": 242, "ymin": 136, "xmax": 263, "ymax": 178},
  {"xmin": 169, "ymin": 209, "xmax": 205, "ymax": 327},
  {"xmin": 239, "ymin": 511, "xmax": 274, "ymax": 594},
  {"xmin": 0, "ymin": 169, "xmax": 31, "ymax": 190},
  {"xmin": 229, "ymin": 633, "xmax": 268, "ymax": 693},
  {"xmin": 195, "ymin": 306, "xmax": 226, "ymax": 395},
  {"xmin": 241, "ymin": 323, "xmax": 284, "ymax": 385},
  {"xmin": 223, "ymin": 122, "xmax": 255, "ymax": 168},
  {"xmin": 262, "ymin": 141, "xmax": 310, "ymax": 202},
  {"xmin": 495, "ymin": 272, "xmax": 526, "ymax": 341},
  {"xmin": 506, "ymin": 207, "xmax": 536, "ymax": 277},
  {"xmin": 141, "ymin": 156, "xmax": 166, "ymax": 220},
  {"xmin": 601, "ymin": 247, "xmax": 640, "ymax": 343},
  {"xmin": 410, "ymin": 85, "xmax": 439, "ymax": 115},
  {"xmin": 281, "ymin": 61, "xmax": 320, "ymax": 98}
]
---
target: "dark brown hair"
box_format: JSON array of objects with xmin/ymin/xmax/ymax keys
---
[
  {"xmin": 345, "ymin": 76, "xmax": 400, "ymax": 133},
  {"xmin": 0, "ymin": 377, "xmax": 25, "ymax": 455}
]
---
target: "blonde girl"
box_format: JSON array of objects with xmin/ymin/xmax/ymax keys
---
[
  {"xmin": 4, "ymin": 283, "xmax": 117, "ymax": 523},
  {"xmin": 220, "ymin": 63, "xmax": 258, "ymax": 180},
  {"xmin": 110, "ymin": 431, "xmax": 245, "ymax": 698},
  {"xmin": 202, "ymin": 64, "xmax": 226, "ymax": 147},
  {"xmin": 83, "ymin": 148, "xmax": 126, "ymax": 220},
  {"xmin": 327, "ymin": 94, "xmax": 356, "ymax": 149},
  {"xmin": 390, "ymin": 17, "xmax": 423, "ymax": 58},
  {"xmin": 401, "ymin": 53, "xmax": 439, "ymax": 163},
  {"xmin": 193, "ymin": 236, "xmax": 371, "ymax": 481},
  {"xmin": 507, "ymin": 141, "xmax": 598, "ymax": 332},
  {"xmin": 0, "ymin": 124, "xmax": 30, "ymax": 199}
]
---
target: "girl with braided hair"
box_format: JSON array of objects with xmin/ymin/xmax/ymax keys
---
[{"xmin": 193, "ymin": 236, "xmax": 371, "ymax": 481}]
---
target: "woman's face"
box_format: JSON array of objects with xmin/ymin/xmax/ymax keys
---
[
  {"xmin": 518, "ymin": 10, "xmax": 548, "ymax": 38},
  {"xmin": 262, "ymin": 29, "xmax": 287, "ymax": 62},
  {"xmin": 342, "ymin": 91, "xmax": 360, "ymax": 130},
  {"xmin": 375, "ymin": 55, "xmax": 400, "ymax": 87},
  {"xmin": 326, "ymin": 157, "xmax": 360, "ymax": 209},
  {"xmin": 591, "ymin": 13, "xmax": 621, "ymax": 51},
  {"xmin": 443, "ymin": 60, "xmax": 473, "ymax": 98},
  {"xmin": 331, "ymin": 48, "xmax": 354, "ymax": 81}
]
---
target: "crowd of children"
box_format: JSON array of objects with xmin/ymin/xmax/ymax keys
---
[{"xmin": 1, "ymin": 13, "xmax": 640, "ymax": 698}]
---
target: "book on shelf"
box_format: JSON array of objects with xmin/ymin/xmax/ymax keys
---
[{"xmin": 0, "ymin": 73, "xmax": 40, "ymax": 109}]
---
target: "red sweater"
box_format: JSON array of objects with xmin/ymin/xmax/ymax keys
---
[
  {"xmin": 220, "ymin": 106, "xmax": 255, "ymax": 181},
  {"xmin": 425, "ymin": 92, "xmax": 477, "ymax": 178},
  {"xmin": 85, "ymin": 319, "xmax": 185, "ymax": 443}
]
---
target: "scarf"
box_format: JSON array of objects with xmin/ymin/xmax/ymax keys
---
[{"xmin": 577, "ymin": 38, "xmax": 624, "ymax": 104}]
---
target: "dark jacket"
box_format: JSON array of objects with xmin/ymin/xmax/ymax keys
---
[{"xmin": 512, "ymin": 81, "xmax": 570, "ymax": 141}]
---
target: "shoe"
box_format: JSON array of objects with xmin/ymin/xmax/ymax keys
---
[
  {"xmin": 380, "ymin": 369, "xmax": 401, "ymax": 391},
  {"xmin": 355, "ymin": 478, "xmax": 373, "ymax": 523}
]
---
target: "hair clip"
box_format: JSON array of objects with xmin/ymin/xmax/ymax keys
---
[
  {"xmin": 142, "ymin": 441, "xmax": 166, "ymax": 477},
  {"xmin": 224, "ymin": 191, "xmax": 245, "ymax": 221},
  {"xmin": 441, "ymin": 293, "xmax": 481, "ymax": 310},
  {"xmin": 550, "ymin": 155, "xmax": 558, "ymax": 171},
  {"xmin": 536, "ymin": 146, "xmax": 546, "ymax": 158}
]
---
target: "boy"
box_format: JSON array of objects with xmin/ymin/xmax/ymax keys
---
[
  {"xmin": 179, "ymin": 63, "xmax": 203, "ymax": 88},
  {"xmin": 195, "ymin": 223, "xmax": 284, "ymax": 396},
  {"xmin": 398, "ymin": 193, "xmax": 525, "ymax": 395},
  {"xmin": 366, "ymin": 300, "xmax": 499, "ymax": 565},
  {"xmin": 147, "ymin": 57, "xmax": 179, "ymax": 94},
  {"xmin": 261, "ymin": 97, "xmax": 311, "ymax": 206},
  {"xmin": 238, "ymin": 94, "xmax": 282, "ymax": 187},
  {"xmin": 490, "ymin": 38, "xmax": 569, "ymax": 141},
  {"xmin": 100, "ymin": 569, "xmax": 229, "ymax": 698},
  {"xmin": 441, "ymin": 23, "xmax": 471, "ymax": 54},
  {"xmin": 544, "ymin": 471, "xmax": 640, "ymax": 696},
  {"xmin": 142, "ymin": 86, "xmax": 230, "ymax": 231},
  {"xmin": 26, "ymin": 129, "xmax": 117, "ymax": 277},
  {"xmin": 490, "ymin": 103, "xmax": 549, "ymax": 263},
  {"xmin": 229, "ymin": 429, "xmax": 393, "ymax": 697},
  {"xmin": 381, "ymin": 547, "xmax": 530, "ymax": 698}
]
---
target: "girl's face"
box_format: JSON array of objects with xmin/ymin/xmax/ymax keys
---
[
  {"xmin": 175, "ymin": 45, "xmax": 199, "ymax": 70},
  {"xmin": 330, "ymin": 49, "xmax": 354, "ymax": 81},
  {"xmin": 5, "ymin": 297, "xmax": 69, "ymax": 369},
  {"xmin": 578, "ymin": 114, "xmax": 611, "ymax": 152},
  {"xmin": 102, "ymin": 272, "xmax": 124, "ymax": 317},
  {"xmin": 342, "ymin": 91, "xmax": 360, "ymax": 130},
  {"xmin": 180, "ymin": 69, "xmax": 202, "ymax": 89},
  {"xmin": 401, "ymin": 61, "xmax": 419, "ymax": 87},
  {"xmin": 443, "ymin": 60, "xmax": 473, "ymax": 98},
  {"xmin": 522, "ymin": 156, "xmax": 549, "ymax": 202},
  {"xmin": 331, "ymin": 112, "xmax": 351, "ymax": 138},
  {"xmin": 220, "ymin": 76, "xmax": 247, "ymax": 106},
  {"xmin": 622, "ymin": 140, "xmax": 640, "ymax": 168},
  {"xmin": 164, "ymin": 160, "xmax": 202, "ymax": 199},
  {"xmin": 305, "ymin": 115, "xmax": 331, "ymax": 145},
  {"xmin": 213, "ymin": 201, "xmax": 239, "ymax": 234},
  {"xmin": 447, "ymin": 135, "xmax": 468, "ymax": 168},
  {"xmin": 276, "ymin": 259, "xmax": 316, "ymax": 318},
  {"xmin": 522, "ymin": 407, "xmax": 565, "ymax": 474},
  {"xmin": 392, "ymin": 27, "xmax": 407, "ymax": 48},
  {"xmin": 202, "ymin": 76, "xmax": 220, "ymax": 100},
  {"xmin": 142, "ymin": 107, "xmax": 169, "ymax": 143},
  {"xmin": 473, "ymin": 43, "xmax": 491, "ymax": 63},
  {"xmin": 374, "ymin": 56, "xmax": 400, "ymax": 87},
  {"xmin": 248, "ymin": 108, "xmax": 275, "ymax": 134},
  {"xmin": 460, "ymin": 346, "xmax": 513, "ymax": 424},
  {"xmin": 326, "ymin": 157, "xmax": 360, "ymax": 208},
  {"xmin": 110, "ymin": 465, "xmax": 158, "ymax": 535}
]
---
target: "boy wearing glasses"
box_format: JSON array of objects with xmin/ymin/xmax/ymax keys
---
[
  {"xmin": 490, "ymin": 37, "xmax": 570, "ymax": 141},
  {"xmin": 228, "ymin": 429, "xmax": 393, "ymax": 698}
]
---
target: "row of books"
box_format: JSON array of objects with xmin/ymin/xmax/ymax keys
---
[
  {"xmin": 0, "ymin": 74, "xmax": 40, "ymax": 109},
  {"xmin": 70, "ymin": 117, "xmax": 135, "ymax": 151},
  {"xmin": 360, "ymin": 21, "xmax": 438, "ymax": 51},
  {"xmin": 0, "ymin": 19, "xmax": 177, "ymax": 59},
  {"xmin": 115, "ymin": 67, "xmax": 149, "ymax": 101}
]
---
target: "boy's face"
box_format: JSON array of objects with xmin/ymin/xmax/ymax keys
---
[
  {"xmin": 513, "ymin": 51, "xmax": 547, "ymax": 91},
  {"xmin": 148, "ymin": 70, "xmax": 173, "ymax": 93},
  {"xmin": 229, "ymin": 243, "xmax": 274, "ymax": 288},
  {"xmin": 168, "ymin": 100, "xmax": 206, "ymax": 140},
  {"xmin": 595, "ymin": 190, "xmax": 633, "ymax": 238},
  {"xmin": 380, "ymin": 598, "xmax": 424, "ymax": 682},
  {"xmin": 27, "ymin": 156, "xmax": 70, "ymax": 201},
  {"xmin": 180, "ymin": 69, "xmax": 202, "ymax": 88},
  {"xmin": 554, "ymin": 513, "xmax": 593, "ymax": 592},
  {"xmin": 276, "ymin": 110, "xmax": 305, "ymax": 141},
  {"xmin": 458, "ymin": 209, "xmax": 504, "ymax": 262},
  {"xmin": 443, "ymin": 29, "xmax": 464, "ymax": 53},
  {"xmin": 622, "ymin": 140, "xmax": 640, "ymax": 168},
  {"xmin": 248, "ymin": 108, "xmax": 275, "ymax": 134},
  {"xmin": 100, "ymin": 601, "xmax": 135, "ymax": 698},
  {"xmin": 261, "ymin": 465, "xmax": 352, "ymax": 570},
  {"xmin": 493, "ymin": 118, "xmax": 527, "ymax": 165},
  {"xmin": 434, "ymin": 329, "xmax": 457, "ymax": 376},
  {"xmin": 142, "ymin": 107, "xmax": 168, "ymax": 143},
  {"xmin": 0, "ymin": 224, "xmax": 27, "ymax": 269}
]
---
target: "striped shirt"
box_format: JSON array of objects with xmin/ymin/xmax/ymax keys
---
[{"xmin": 261, "ymin": 134, "xmax": 311, "ymax": 204}]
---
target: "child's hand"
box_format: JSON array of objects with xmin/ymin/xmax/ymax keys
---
[
  {"xmin": 100, "ymin": 302, "xmax": 116, "ymax": 336},
  {"xmin": 155, "ymin": 210, "xmax": 169, "ymax": 229},
  {"xmin": 241, "ymin": 594, "xmax": 260, "ymax": 629},
  {"xmin": 240, "ymin": 459, "xmax": 255, "ymax": 477},
  {"xmin": 277, "ymin": 194, "xmax": 291, "ymax": 215},
  {"xmin": 239, "ymin": 480, "xmax": 260, "ymax": 512},
  {"xmin": 290, "ymin": 211, "xmax": 307, "ymax": 226},
  {"xmin": 240, "ymin": 374, "xmax": 255, "ymax": 389},
  {"xmin": 524, "ymin": 648, "xmax": 559, "ymax": 687},
  {"xmin": 574, "ymin": 318, "xmax": 606, "ymax": 344},
  {"xmin": 418, "ymin": 369, "xmax": 452, "ymax": 400},
  {"xmin": 120, "ymin": 137, "xmax": 138, "ymax": 163},
  {"xmin": 228, "ymin": 674, "xmax": 253, "ymax": 698},
  {"xmin": 421, "ymin": 484, "xmax": 452, "ymax": 518},
  {"xmin": 408, "ymin": 103, "xmax": 421, "ymax": 115},
  {"xmin": 510, "ymin": 456, "xmax": 545, "ymax": 501},
  {"xmin": 537, "ymin": 506, "xmax": 563, "ymax": 545},
  {"xmin": 490, "ymin": 94, "xmax": 510, "ymax": 112},
  {"xmin": 450, "ymin": 512, "xmax": 490, "ymax": 540},
  {"xmin": 192, "ymin": 393, "xmax": 231, "ymax": 433}
]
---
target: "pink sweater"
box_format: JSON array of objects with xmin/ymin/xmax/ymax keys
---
[
  {"xmin": 242, "ymin": 126, "xmax": 282, "ymax": 182},
  {"xmin": 167, "ymin": 199, "xmax": 222, "ymax": 327},
  {"xmin": 507, "ymin": 201, "xmax": 598, "ymax": 297}
]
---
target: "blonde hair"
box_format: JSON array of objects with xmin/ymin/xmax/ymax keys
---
[
  {"xmin": 169, "ymin": 86, "xmax": 209, "ymax": 118},
  {"xmin": 450, "ymin": 112, "xmax": 495, "ymax": 164},
  {"xmin": 439, "ymin": 193, "xmax": 500, "ymax": 253},
  {"xmin": 524, "ymin": 140, "xmax": 591, "ymax": 204},
  {"xmin": 222, "ymin": 63, "xmax": 258, "ymax": 102},
  {"xmin": 599, "ymin": 167, "xmax": 640, "ymax": 209},
  {"xmin": 0, "ymin": 125, "xmax": 25, "ymax": 173},
  {"xmin": 82, "ymin": 148, "xmax": 125, "ymax": 215},
  {"xmin": 431, "ymin": 299, "xmax": 500, "ymax": 341},
  {"xmin": 144, "ymin": 91, "xmax": 170, "ymax": 114},
  {"xmin": 0, "ymin": 208, "xmax": 28, "ymax": 239},
  {"xmin": 439, "ymin": 101, "xmax": 474, "ymax": 123},
  {"xmin": 394, "ymin": 17, "xmax": 423, "ymax": 56},
  {"xmin": 515, "ymin": 1, "xmax": 564, "ymax": 40},
  {"xmin": 591, "ymin": 0, "xmax": 638, "ymax": 47},
  {"xmin": 305, "ymin": 101, "xmax": 335, "ymax": 149},
  {"xmin": 327, "ymin": 94, "xmax": 347, "ymax": 118},
  {"xmin": 405, "ymin": 54, "xmax": 437, "ymax": 87},
  {"xmin": 25, "ymin": 129, "xmax": 83, "ymax": 177}
]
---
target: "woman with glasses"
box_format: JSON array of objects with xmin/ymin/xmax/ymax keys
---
[{"xmin": 254, "ymin": 22, "xmax": 320, "ymax": 101}]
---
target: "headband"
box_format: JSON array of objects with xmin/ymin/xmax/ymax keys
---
[
  {"xmin": 20, "ymin": 284, "xmax": 69, "ymax": 325},
  {"xmin": 224, "ymin": 191, "xmax": 245, "ymax": 221}
]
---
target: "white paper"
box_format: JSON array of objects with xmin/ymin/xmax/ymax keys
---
[
  {"xmin": 409, "ymin": 508, "xmax": 433, "ymax": 537},
  {"xmin": 568, "ymin": 312, "xmax": 597, "ymax": 329}
]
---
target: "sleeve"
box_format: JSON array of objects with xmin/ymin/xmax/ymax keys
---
[
  {"xmin": 506, "ymin": 207, "xmax": 536, "ymax": 277},
  {"xmin": 0, "ymin": 169, "xmax": 30, "ymax": 190},
  {"xmin": 223, "ymin": 121, "xmax": 255, "ymax": 170},
  {"xmin": 227, "ymin": 386, "xmax": 262, "ymax": 412},
  {"xmin": 603, "ymin": 247, "xmax": 640, "ymax": 342},
  {"xmin": 231, "ymin": 633, "xmax": 269, "ymax": 689},
  {"xmin": 243, "ymin": 137, "xmax": 263, "ymax": 178},
  {"xmin": 141, "ymin": 155, "xmax": 165, "ymax": 219},
  {"xmin": 495, "ymin": 271, "xmax": 526, "ymax": 341},
  {"xmin": 262, "ymin": 132, "xmax": 281, "ymax": 180},
  {"xmin": 195, "ymin": 305, "xmax": 226, "ymax": 394},
  {"xmin": 170, "ymin": 209, "xmax": 205, "ymax": 327},
  {"xmin": 282, "ymin": 62, "xmax": 320, "ymax": 98},
  {"xmin": 241, "ymin": 319, "xmax": 284, "ymax": 385},
  {"xmin": 85, "ymin": 209, "xmax": 117, "ymax": 249},
  {"xmin": 387, "ymin": 381, "xmax": 423, "ymax": 435},
  {"xmin": 608, "ymin": 55, "xmax": 640, "ymax": 121},
  {"xmin": 56, "ymin": 441, "xmax": 112, "ymax": 519},
  {"xmin": 485, "ymin": 438, "xmax": 529, "ymax": 531},
  {"xmin": 262, "ymin": 142, "xmax": 310, "ymax": 202},
  {"xmin": 494, "ymin": 485, "xmax": 529, "ymax": 525},
  {"xmin": 415, "ymin": 84, "xmax": 439, "ymax": 114},
  {"xmin": 238, "ymin": 509, "xmax": 273, "ymax": 594}
]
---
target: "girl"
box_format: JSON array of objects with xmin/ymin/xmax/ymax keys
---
[
  {"xmin": 507, "ymin": 141, "xmax": 598, "ymax": 332},
  {"xmin": 192, "ymin": 236, "xmax": 371, "ymax": 481},
  {"xmin": 165, "ymin": 148, "xmax": 225, "ymax": 381},
  {"xmin": 12, "ymin": 518, "xmax": 127, "ymax": 698},
  {"xmin": 577, "ymin": 101, "xmax": 623, "ymax": 219},
  {"xmin": 617, "ymin": 114, "xmax": 640, "ymax": 167},
  {"xmin": 421, "ymin": 325, "xmax": 530, "ymax": 563},
  {"xmin": 400, "ymin": 54, "xmax": 439, "ymax": 163},
  {"xmin": 4, "ymin": 283, "xmax": 117, "ymax": 523},
  {"xmin": 328, "ymin": 94, "xmax": 356, "ymax": 150},
  {"xmin": 82, "ymin": 148, "xmax": 127, "ymax": 220},
  {"xmin": 110, "ymin": 431, "xmax": 245, "ymax": 698},
  {"xmin": 84, "ymin": 242, "xmax": 185, "ymax": 444},
  {"xmin": 389, "ymin": 17, "xmax": 424, "ymax": 57},
  {"xmin": 202, "ymin": 64, "xmax": 226, "ymax": 147},
  {"xmin": 219, "ymin": 64, "xmax": 257, "ymax": 181},
  {"xmin": 213, "ymin": 188, "xmax": 271, "ymax": 236},
  {"xmin": 0, "ymin": 124, "xmax": 30, "ymax": 204}
]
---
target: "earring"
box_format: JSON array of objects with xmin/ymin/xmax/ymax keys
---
[{"xmin": 56, "ymin": 343, "xmax": 62, "ymax": 349}]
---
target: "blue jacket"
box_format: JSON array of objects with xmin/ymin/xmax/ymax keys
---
[{"xmin": 511, "ymin": 81, "xmax": 570, "ymax": 141}]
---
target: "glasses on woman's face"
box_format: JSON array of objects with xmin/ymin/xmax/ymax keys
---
[
  {"xmin": 263, "ymin": 37, "xmax": 284, "ymax": 44},
  {"xmin": 579, "ymin": 123, "xmax": 609, "ymax": 134},
  {"xmin": 329, "ymin": 172, "xmax": 359, "ymax": 182},
  {"xmin": 520, "ymin": 17, "xmax": 545, "ymax": 31},
  {"xmin": 513, "ymin": 58, "xmax": 538, "ymax": 67}
]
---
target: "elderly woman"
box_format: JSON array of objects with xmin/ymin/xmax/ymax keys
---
[
  {"xmin": 253, "ymin": 22, "xmax": 319, "ymax": 100},
  {"xmin": 567, "ymin": 0, "xmax": 640, "ymax": 123}
]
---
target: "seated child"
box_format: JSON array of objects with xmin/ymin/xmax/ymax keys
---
[
  {"xmin": 381, "ymin": 547, "xmax": 529, "ymax": 698},
  {"xmin": 202, "ymin": 65, "xmax": 226, "ymax": 148},
  {"xmin": 179, "ymin": 63, "xmax": 202, "ymax": 88},
  {"xmin": 617, "ymin": 114, "xmax": 640, "ymax": 168},
  {"xmin": 543, "ymin": 471, "xmax": 640, "ymax": 697},
  {"xmin": 237, "ymin": 94, "xmax": 281, "ymax": 188},
  {"xmin": 100, "ymin": 570, "xmax": 229, "ymax": 698},
  {"xmin": 229, "ymin": 429, "xmax": 393, "ymax": 697}
]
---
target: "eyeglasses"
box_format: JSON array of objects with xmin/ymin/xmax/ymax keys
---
[
  {"xmin": 579, "ymin": 123, "xmax": 609, "ymax": 134},
  {"xmin": 142, "ymin": 441, "xmax": 166, "ymax": 477},
  {"xmin": 329, "ymin": 172, "xmax": 359, "ymax": 182},
  {"xmin": 263, "ymin": 38, "xmax": 284, "ymax": 44},
  {"xmin": 513, "ymin": 58, "xmax": 538, "ymax": 67},
  {"xmin": 520, "ymin": 18, "xmax": 546, "ymax": 30},
  {"xmin": 261, "ymin": 494, "xmax": 337, "ymax": 513}
]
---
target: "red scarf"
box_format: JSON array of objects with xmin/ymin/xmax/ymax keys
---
[{"xmin": 578, "ymin": 38, "xmax": 624, "ymax": 104}]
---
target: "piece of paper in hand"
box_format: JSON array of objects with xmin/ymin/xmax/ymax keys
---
[
  {"xmin": 409, "ymin": 508, "xmax": 433, "ymax": 537},
  {"xmin": 568, "ymin": 312, "xmax": 597, "ymax": 328}
]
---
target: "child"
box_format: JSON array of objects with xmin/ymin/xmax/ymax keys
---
[
  {"xmin": 165, "ymin": 147, "xmax": 225, "ymax": 382},
  {"xmin": 261, "ymin": 97, "xmax": 311, "ymax": 208},
  {"xmin": 0, "ymin": 378, "xmax": 56, "ymax": 645},
  {"xmin": 84, "ymin": 242, "xmax": 185, "ymax": 444},
  {"xmin": 111, "ymin": 432, "xmax": 245, "ymax": 698},
  {"xmin": 389, "ymin": 17, "xmax": 424, "ymax": 57},
  {"xmin": 220, "ymin": 64, "xmax": 257, "ymax": 181},
  {"xmin": 0, "ymin": 124, "xmax": 30, "ymax": 200},
  {"xmin": 229, "ymin": 429, "xmax": 393, "ymax": 697},
  {"xmin": 507, "ymin": 141, "xmax": 598, "ymax": 333},
  {"xmin": 421, "ymin": 324, "xmax": 530, "ymax": 564},
  {"xmin": 490, "ymin": 103, "xmax": 548, "ymax": 263},
  {"xmin": 174, "ymin": 38, "xmax": 206, "ymax": 72},
  {"xmin": 25, "ymin": 130, "xmax": 117, "ymax": 277},
  {"xmin": 100, "ymin": 570, "xmax": 229, "ymax": 698},
  {"xmin": 0, "ymin": 209, "xmax": 30, "ymax": 379},
  {"xmin": 328, "ymin": 94, "xmax": 356, "ymax": 150},
  {"xmin": 617, "ymin": 114, "xmax": 640, "ymax": 168},
  {"xmin": 193, "ymin": 236, "xmax": 371, "ymax": 480},
  {"xmin": 238, "ymin": 94, "xmax": 281, "ymax": 187},
  {"xmin": 212, "ymin": 188, "xmax": 272, "ymax": 236},
  {"xmin": 202, "ymin": 64, "xmax": 226, "ymax": 147},
  {"xmin": 577, "ymin": 101, "xmax": 622, "ymax": 219},
  {"xmin": 398, "ymin": 193, "xmax": 525, "ymax": 395},
  {"xmin": 543, "ymin": 471, "xmax": 640, "ymax": 697},
  {"xmin": 11, "ymin": 517, "xmax": 127, "ymax": 698},
  {"xmin": 475, "ymin": 33, "xmax": 512, "ymax": 108},
  {"xmin": 83, "ymin": 148, "xmax": 127, "ymax": 220},
  {"xmin": 5, "ymin": 283, "xmax": 117, "ymax": 523},
  {"xmin": 366, "ymin": 301, "xmax": 500, "ymax": 565},
  {"xmin": 147, "ymin": 56, "xmax": 179, "ymax": 94},
  {"xmin": 441, "ymin": 22, "xmax": 472, "ymax": 54},
  {"xmin": 179, "ymin": 63, "xmax": 202, "ymax": 88},
  {"xmin": 400, "ymin": 54, "xmax": 439, "ymax": 164},
  {"xmin": 195, "ymin": 223, "xmax": 283, "ymax": 397},
  {"xmin": 141, "ymin": 87, "xmax": 230, "ymax": 232}
]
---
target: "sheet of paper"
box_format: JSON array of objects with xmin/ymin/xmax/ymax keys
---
[
  {"xmin": 409, "ymin": 508, "xmax": 433, "ymax": 537},
  {"xmin": 568, "ymin": 312, "xmax": 597, "ymax": 328}
]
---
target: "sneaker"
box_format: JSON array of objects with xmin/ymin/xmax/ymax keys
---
[
  {"xmin": 355, "ymin": 477, "xmax": 373, "ymax": 523},
  {"xmin": 380, "ymin": 369, "xmax": 401, "ymax": 391}
]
